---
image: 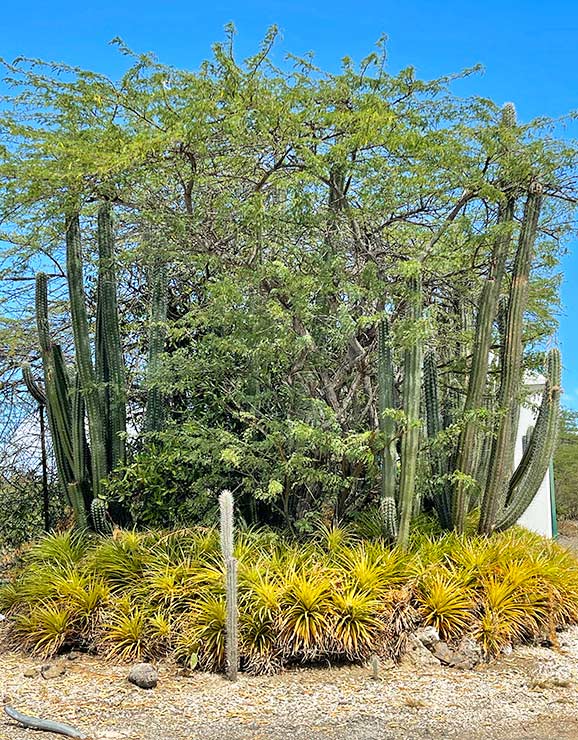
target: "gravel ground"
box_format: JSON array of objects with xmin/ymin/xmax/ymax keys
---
[{"xmin": 1, "ymin": 627, "xmax": 578, "ymax": 740}]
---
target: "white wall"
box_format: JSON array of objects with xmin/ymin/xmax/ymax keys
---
[{"xmin": 514, "ymin": 376, "xmax": 553, "ymax": 538}]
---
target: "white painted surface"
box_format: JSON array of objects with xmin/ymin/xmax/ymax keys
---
[{"xmin": 514, "ymin": 374, "xmax": 553, "ymax": 538}]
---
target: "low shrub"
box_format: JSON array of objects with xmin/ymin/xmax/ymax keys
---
[{"xmin": 1, "ymin": 526, "xmax": 577, "ymax": 674}]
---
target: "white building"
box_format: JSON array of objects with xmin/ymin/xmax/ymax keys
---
[{"xmin": 514, "ymin": 373, "xmax": 556, "ymax": 538}]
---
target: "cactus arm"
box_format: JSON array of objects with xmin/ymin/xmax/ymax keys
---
[
  {"xmin": 65, "ymin": 213, "xmax": 107, "ymax": 500},
  {"xmin": 22, "ymin": 363, "xmax": 47, "ymax": 406},
  {"xmin": 377, "ymin": 316, "xmax": 398, "ymax": 539},
  {"xmin": 33, "ymin": 274, "xmax": 75, "ymax": 506},
  {"xmin": 3, "ymin": 704, "xmax": 87, "ymax": 739},
  {"xmin": 495, "ymin": 348, "xmax": 561, "ymax": 531},
  {"xmin": 478, "ymin": 183, "xmax": 544, "ymax": 534},
  {"xmin": 397, "ymin": 276, "xmax": 424, "ymax": 549},
  {"xmin": 219, "ymin": 489, "xmax": 234, "ymax": 560}
]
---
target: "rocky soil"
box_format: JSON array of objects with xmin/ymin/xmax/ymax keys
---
[{"xmin": 1, "ymin": 626, "xmax": 578, "ymax": 740}]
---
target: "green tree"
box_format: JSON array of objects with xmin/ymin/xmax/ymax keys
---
[
  {"xmin": 0, "ymin": 29, "xmax": 575, "ymax": 538},
  {"xmin": 554, "ymin": 408, "xmax": 578, "ymax": 521}
]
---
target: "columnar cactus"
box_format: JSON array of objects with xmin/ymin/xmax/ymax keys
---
[
  {"xmin": 377, "ymin": 316, "xmax": 398, "ymax": 540},
  {"xmin": 495, "ymin": 347, "xmax": 561, "ymax": 531},
  {"xmin": 95, "ymin": 202, "xmax": 127, "ymax": 470},
  {"xmin": 423, "ymin": 351, "xmax": 452, "ymax": 529},
  {"xmin": 30, "ymin": 273, "xmax": 89, "ymax": 528},
  {"xmin": 65, "ymin": 212, "xmax": 107, "ymax": 501},
  {"xmin": 479, "ymin": 182, "xmax": 544, "ymax": 534},
  {"xmin": 452, "ymin": 103, "xmax": 518, "ymax": 533},
  {"xmin": 397, "ymin": 276, "xmax": 424, "ymax": 549},
  {"xmin": 219, "ymin": 489, "xmax": 238, "ymax": 680}
]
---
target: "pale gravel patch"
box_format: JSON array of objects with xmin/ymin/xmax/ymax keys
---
[{"xmin": 1, "ymin": 627, "xmax": 578, "ymax": 739}]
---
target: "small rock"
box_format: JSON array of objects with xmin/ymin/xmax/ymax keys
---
[
  {"xmin": 432, "ymin": 641, "xmax": 455, "ymax": 665},
  {"xmin": 40, "ymin": 663, "xmax": 66, "ymax": 679},
  {"xmin": 450, "ymin": 636, "xmax": 482, "ymax": 669},
  {"xmin": 23, "ymin": 667, "xmax": 38, "ymax": 678},
  {"xmin": 128, "ymin": 662, "xmax": 158, "ymax": 689},
  {"xmin": 401, "ymin": 635, "xmax": 441, "ymax": 668},
  {"xmin": 529, "ymin": 663, "xmax": 573, "ymax": 689},
  {"xmin": 416, "ymin": 625, "xmax": 440, "ymax": 650},
  {"xmin": 501, "ymin": 643, "xmax": 513, "ymax": 656}
]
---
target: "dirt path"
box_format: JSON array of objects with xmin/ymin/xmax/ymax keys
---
[{"xmin": 1, "ymin": 627, "xmax": 578, "ymax": 740}]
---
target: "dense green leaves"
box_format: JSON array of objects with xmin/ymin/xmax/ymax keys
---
[{"xmin": 1, "ymin": 30, "xmax": 576, "ymax": 532}]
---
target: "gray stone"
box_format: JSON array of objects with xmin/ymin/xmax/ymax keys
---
[
  {"xmin": 451, "ymin": 636, "xmax": 482, "ymax": 669},
  {"xmin": 432, "ymin": 641, "xmax": 455, "ymax": 665},
  {"xmin": 40, "ymin": 663, "xmax": 66, "ymax": 679},
  {"xmin": 401, "ymin": 634, "xmax": 441, "ymax": 668},
  {"xmin": 416, "ymin": 625, "xmax": 440, "ymax": 650},
  {"xmin": 128, "ymin": 662, "xmax": 158, "ymax": 689}
]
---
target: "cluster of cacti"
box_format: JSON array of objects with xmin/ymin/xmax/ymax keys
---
[
  {"xmin": 23, "ymin": 205, "xmax": 126, "ymax": 530},
  {"xmin": 219, "ymin": 489, "xmax": 239, "ymax": 681},
  {"xmin": 375, "ymin": 103, "xmax": 560, "ymax": 544},
  {"xmin": 23, "ymin": 204, "xmax": 170, "ymax": 531},
  {"xmin": 25, "ymin": 272, "xmax": 90, "ymax": 529}
]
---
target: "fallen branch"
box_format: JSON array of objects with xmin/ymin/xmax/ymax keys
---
[{"xmin": 3, "ymin": 704, "xmax": 88, "ymax": 739}]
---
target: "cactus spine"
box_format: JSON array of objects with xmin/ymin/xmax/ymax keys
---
[
  {"xmin": 479, "ymin": 182, "xmax": 544, "ymax": 534},
  {"xmin": 397, "ymin": 276, "xmax": 424, "ymax": 549},
  {"xmin": 377, "ymin": 316, "xmax": 398, "ymax": 540},
  {"xmin": 219, "ymin": 490, "xmax": 238, "ymax": 680}
]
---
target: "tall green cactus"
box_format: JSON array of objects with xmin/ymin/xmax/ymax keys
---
[
  {"xmin": 423, "ymin": 351, "xmax": 452, "ymax": 529},
  {"xmin": 452, "ymin": 103, "xmax": 518, "ymax": 533},
  {"xmin": 95, "ymin": 203, "xmax": 127, "ymax": 470},
  {"xmin": 495, "ymin": 347, "xmax": 560, "ymax": 531},
  {"xmin": 479, "ymin": 182, "xmax": 544, "ymax": 534},
  {"xmin": 397, "ymin": 276, "xmax": 424, "ymax": 549},
  {"xmin": 377, "ymin": 315, "xmax": 398, "ymax": 540},
  {"xmin": 219, "ymin": 490, "xmax": 238, "ymax": 680},
  {"xmin": 30, "ymin": 273, "xmax": 89, "ymax": 528}
]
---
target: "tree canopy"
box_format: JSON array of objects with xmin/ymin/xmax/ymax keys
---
[{"xmin": 1, "ymin": 28, "xmax": 576, "ymax": 535}]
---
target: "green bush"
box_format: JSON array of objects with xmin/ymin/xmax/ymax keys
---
[{"xmin": 554, "ymin": 409, "xmax": 578, "ymax": 521}]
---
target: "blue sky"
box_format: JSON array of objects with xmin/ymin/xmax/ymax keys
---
[{"xmin": 2, "ymin": 0, "xmax": 578, "ymax": 405}]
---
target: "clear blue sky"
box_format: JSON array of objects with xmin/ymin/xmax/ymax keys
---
[{"xmin": 2, "ymin": 0, "xmax": 578, "ymax": 405}]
